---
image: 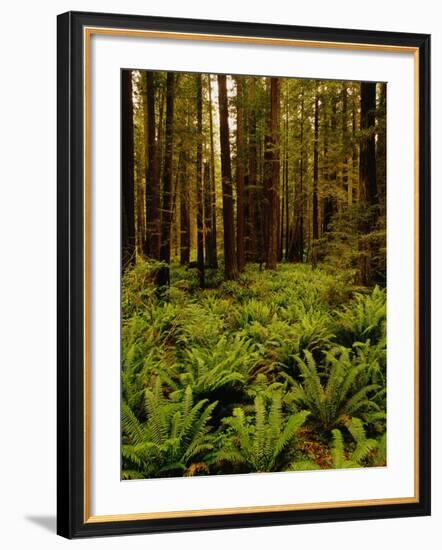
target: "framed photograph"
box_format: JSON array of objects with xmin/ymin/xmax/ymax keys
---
[{"xmin": 57, "ymin": 11, "xmax": 431, "ymax": 538}]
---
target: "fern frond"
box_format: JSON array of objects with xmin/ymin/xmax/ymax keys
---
[
  {"xmin": 273, "ymin": 410, "xmax": 309, "ymax": 463},
  {"xmin": 121, "ymin": 401, "xmax": 144, "ymax": 445},
  {"xmin": 331, "ymin": 428, "xmax": 345, "ymax": 469}
]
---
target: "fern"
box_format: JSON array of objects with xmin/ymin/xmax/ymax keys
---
[
  {"xmin": 122, "ymin": 380, "xmax": 218, "ymax": 479},
  {"xmin": 288, "ymin": 349, "xmax": 381, "ymax": 431},
  {"xmin": 213, "ymin": 393, "xmax": 309, "ymax": 472},
  {"xmin": 331, "ymin": 417, "xmax": 378, "ymax": 468},
  {"xmin": 236, "ymin": 299, "xmax": 274, "ymax": 327},
  {"xmin": 335, "ymin": 286, "xmax": 386, "ymax": 347},
  {"xmin": 171, "ymin": 335, "xmax": 259, "ymax": 401},
  {"xmin": 121, "ymin": 261, "xmax": 387, "ymax": 478}
]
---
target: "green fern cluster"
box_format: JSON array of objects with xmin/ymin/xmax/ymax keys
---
[
  {"xmin": 121, "ymin": 260, "xmax": 387, "ymax": 478},
  {"xmin": 213, "ymin": 393, "xmax": 309, "ymax": 472},
  {"xmin": 286, "ymin": 347, "xmax": 384, "ymax": 431},
  {"xmin": 122, "ymin": 380, "xmax": 217, "ymax": 479},
  {"xmin": 331, "ymin": 417, "xmax": 379, "ymax": 469}
]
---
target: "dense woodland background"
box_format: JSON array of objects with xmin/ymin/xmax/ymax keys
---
[
  {"xmin": 121, "ymin": 70, "xmax": 387, "ymax": 479},
  {"xmin": 122, "ymin": 71, "xmax": 386, "ymax": 285}
]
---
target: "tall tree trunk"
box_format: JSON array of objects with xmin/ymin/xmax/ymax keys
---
[
  {"xmin": 341, "ymin": 83, "xmax": 350, "ymax": 207},
  {"xmin": 157, "ymin": 72, "xmax": 175, "ymax": 287},
  {"xmin": 263, "ymin": 79, "xmax": 272, "ymax": 260},
  {"xmin": 323, "ymin": 93, "xmax": 337, "ymax": 233},
  {"xmin": 298, "ymin": 88, "xmax": 305, "ymax": 261},
  {"xmin": 247, "ymin": 78, "xmax": 258, "ymax": 262},
  {"xmin": 256, "ymin": 124, "xmax": 265, "ymax": 265},
  {"xmin": 142, "ymin": 72, "xmax": 161, "ymax": 259},
  {"xmin": 360, "ymin": 82, "xmax": 377, "ymax": 210},
  {"xmin": 279, "ymin": 84, "xmax": 288, "ymax": 261},
  {"xmin": 217, "ymin": 74, "xmax": 238, "ymax": 280},
  {"xmin": 135, "ymin": 144, "xmax": 145, "ymax": 256},
  {"xmin": 195, "ymin": 74, "xmax": 205, "ymax": 287},
  {"xmin": 358, "ymin": 81, "xmax": 377, "ymax": 285},
  {"xmin": 235, "ymin": 77, "xmax": 246, "ymax": 272},
  {"xmin": 374, "ymin": 82, "xmax": 387, "ymax": 285},
  {"xmin": 155, "ymin": 87, "xmax": 166, "ymax": 217},
  {"xmin": 122, "ymin": 70, "xmax": 136, "ymax": 270},
  {"xmin": 350, "ymin": 95, "xmax": 358, "ymax": 205},
  {"xmin": 179, "ymin": 151, "xmax": 190, "ymax": 264},
  {"xmin": 280, "ymin": 163, "xmax": 285, "ymax": 261},
  {"xmin": 203, "ymin": 96, "xmax": 213, "ymax": 267},
  {"xmin": 171, "ymin": 150, "xmax": 182, "ymax": 260},
  {"xmin": 265, "ymin": 78, "xmax": 280, "ymax": 270},
  {"xmin": 289, "ymin": 86, "xmax": 305, "ymax": 263},
  {"xmin": 280, "ymin": 82, "xmax": 290, "ymax": 260},
  {"xmin": 207, "ymin": 76, "xmax": 218, "ymax": 268},
  {"xmin": 311, "ymin": 85, "xmax": 320, "ymax": 266},
  {"xmin": 376, "ymin": 82, "xmax": 387, "ymax": 215},
  {"xmin": 204, "ymin": 161, "xmax": 213, "ymax": 264},
  {"xmin": 283, "ymin": 84, "xmax": 290, "ymax": 260}
]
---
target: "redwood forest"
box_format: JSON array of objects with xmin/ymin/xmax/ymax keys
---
[{"xmin": 121, "ymin": 70, "xmax": 387, "ymax": 479}]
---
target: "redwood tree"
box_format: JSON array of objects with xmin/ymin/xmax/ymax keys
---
[
  {"xmin": 235, "ymin": 77, "xmax": 246, "ymax": 272},
  {"xmin": 195, "ymin": 74, "xmax": 205, "ymax": 287},
  {"xmin": 122, "ymin": 70, "xmax": 136, "ymax": 270},
  {"xmin": 265, "ymin": 77, "xmax": 280, "ymax": 270},
  {"xmin": 157, "ymin": 72, "xmax": 175, "ymax": 287},
  {"xmin": 247, "ymin": 77, "xmax": 258, "ymax": 262},
  {"xmin": 288, "ymin": 84, "xmax": 305, "ymax": 262},
  {"xmin": 217, "ymin": 74, "xmax": 238, "ymax": 280},
  {"xmin": 358, "ymin": 81, "xmax": 378, "ymax": 285},
  {"xmin": 312, "ymin": 86, "xmax": 320, "ymax": 242},
  {"xmin": 207, "ymin": 76, "xmax": 218, "ymax": 268},
  {"xmin": 204, "ymin": 160, "xmax": 214, "ymax": 266},
  {"xmin": 179, "ymin": 150, "xmax": 190, "ymax": 264},
  {"xmin": 360, "ymin": 81, "xmax": 377, "ymax": 211},
  {"xmin": 143, "ymin": 71, "xmax": 160, "ymax": 259}
]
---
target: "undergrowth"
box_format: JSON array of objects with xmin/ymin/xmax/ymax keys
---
[{"xmin": 122, "ymin": 260, "xmax": 387, "ymax": 478}]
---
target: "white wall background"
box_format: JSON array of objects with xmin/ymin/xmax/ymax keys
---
[{"xmin": 0, "ymin": 0, "xmax": 439, "ymax": 547}]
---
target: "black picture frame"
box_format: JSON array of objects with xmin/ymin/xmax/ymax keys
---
[{"xmin": 57, "ymin": 10, "xmax": 431, "ymax": 539}]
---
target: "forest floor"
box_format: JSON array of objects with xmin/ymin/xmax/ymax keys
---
[{"xmin": 121, "ymin": 261, "xmax": 387, "ymax": 479}]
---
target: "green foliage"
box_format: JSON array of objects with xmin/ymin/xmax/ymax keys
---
[
  {"xmin": 213, "ymin": 393, "xmax": 309, "ymax": 472},
  {"xmin": 121, "ymin": 260, "xmax": 387, "ymax": 479},
  {"xmin": 176, "ymin": 303, "xmax": 226, "ymax": 347},
  {"xmin": 320, "ymin": 206, "xmax": 387, "ymax": 287},
  {"xmin": 122, "ymin": 380, "xmax": 218, "ymax": 479},
  {"xmin": 235, "ymin": 299, "xmax": 274, "ymax": 327},
  {"xmin": 331, "ymin": 417, "xmax": 378, "ymax": 468},
  {"xmin": 121, "ymin": 259, "xmax": 163, "ymax": 317},
  {"xmin": 123, "ymin": 74, "xmax": 387, "ymax": 479},
  {"xmin": 335, "ymin": 286, "xmax": 386, "ymax": 347},
  {"xmin": 287, "ymin": 348, "xmax": 382, "ymax": 431},
  {"xmin": 296, "ymin": 309, "xmax": 335, "ymax": 354},
  {"xmin": 171, "ymin": 335, "xmax": 259, "ymax": 401}
]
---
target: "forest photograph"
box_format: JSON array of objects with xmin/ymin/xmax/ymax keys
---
[{"xmin": 121, "ymin": 69, "xmax": 387, "ymax": 480}]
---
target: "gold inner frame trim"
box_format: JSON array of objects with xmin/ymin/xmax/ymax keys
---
[
  {"xmin": 83, "ymin": 26, "xmax": 420, "ymax": 524},
  {"xmin": 85, "ymin": 26, "xmax": 419, "ymax": 53}
]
